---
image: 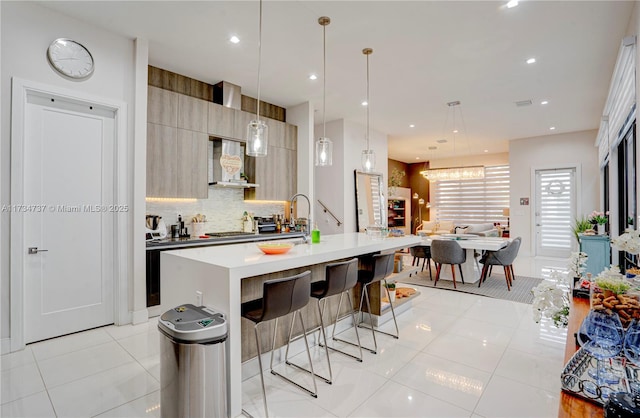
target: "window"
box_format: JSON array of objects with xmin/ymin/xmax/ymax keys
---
[{"xmin": 431, "ymin": 165, "xmax": 510, "ymax": 225}]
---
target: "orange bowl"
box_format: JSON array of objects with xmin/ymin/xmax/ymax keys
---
[{"xmin": 257, "ymin": 242, "xmax": 294, "ymax": 255}]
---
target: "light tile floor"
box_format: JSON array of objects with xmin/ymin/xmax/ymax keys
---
[{"xmin": 1, "ymin": 256, "xmax": 569, "ymax": 417}]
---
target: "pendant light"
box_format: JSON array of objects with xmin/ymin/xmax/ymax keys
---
[
  {"xmin": 246, "ymin": 0, "xmax": 268, "ymax": 157},
  {"xmin": 420, "ymin": 101, "xmax": 484, "ymax": 181},
  {"xmin": 315, "ymin": 16, "xmax": 332, "ymax": 166},
  {"xmin": 361, "ymin": 48, "xmax": 375, "ymax": 172}
]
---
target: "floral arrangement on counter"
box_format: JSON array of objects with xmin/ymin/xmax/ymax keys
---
[
  {"xmin": 588, "ymin": 210, "xmax": 609, "ymax": 225},
  {"xmin": 612, "ymin": 228, "xmax": 640, "ymax": 255},
  {"xmin": 531, "ymin": 270, "xmax": 570, "ymax": 328},
  {"xmin": 568, "ymin": 251, "xmax": 588, "ymax": 278}
]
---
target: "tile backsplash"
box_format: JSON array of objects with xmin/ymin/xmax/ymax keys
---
[{"xmin": 146, "ymin": 188, "xmax": 286, "ymax": 234}]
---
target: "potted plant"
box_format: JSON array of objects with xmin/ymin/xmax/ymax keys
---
[
  {"xmin": 588, "ymin": 210, "xmax": 609, "ymax": 235},
  {"xmin": 572, "ymin": 215, "xmax": 593, "ymax": 242},
  {"xmin": 384, "ymin": 281, "xmax": 397, "ymax": 302}
]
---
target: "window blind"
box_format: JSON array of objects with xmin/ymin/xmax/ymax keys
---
[
  {"xmin": 596, "ymin": 36, "xmax": 636, "ymax": 166},
  {"xmin": 432, "ymin": 165, "xmax": 510, "ymax": 225}
]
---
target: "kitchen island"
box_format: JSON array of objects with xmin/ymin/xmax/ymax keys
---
[{"xmin": 161, "ymin": 232, "xmax": 421, "ymax": 417}]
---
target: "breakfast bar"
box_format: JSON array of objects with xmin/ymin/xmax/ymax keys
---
[{"xmin": 160, "ymin": 232, "xmax": 421, "ymax": 417}]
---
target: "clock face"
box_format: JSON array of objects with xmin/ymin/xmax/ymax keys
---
[{"xmin": 47, "ymin": 38, "xmax": 94, "ymax": 80}]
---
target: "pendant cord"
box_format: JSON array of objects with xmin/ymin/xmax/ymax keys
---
[
  {"xmin": 322, "ymin": 23, "xmax": 326, "ymax": 139},
  {"xmin": 366, "ymin": 53, "xmax": 370, "ymax": 151},
  {"xmin": 256, "ymin": 0, "xmax": 262, "ymax": 123}
]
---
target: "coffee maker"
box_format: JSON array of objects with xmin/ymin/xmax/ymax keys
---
[{"xmin": 145, "ymin": 215, "xmax": 167, "ymax": 240}]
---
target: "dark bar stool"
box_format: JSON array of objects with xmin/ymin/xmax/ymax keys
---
[
  {"xmin": 410, "ymin": 245, "xmax": 432, "ymax": 280},
  {"xmin": 356, "ymin": 253, "xmax": 399, "ymax": 354},
  {"xmin": 288, "ymin": 258, "xmax": 363, "ymax": 385},
  {"xmin": 241, "ymin": 270, "xmax": 316, "ymax": 418}
]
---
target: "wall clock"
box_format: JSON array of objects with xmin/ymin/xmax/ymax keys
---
[{"xmin": 47, "ymin": 38, "xmax": 94, "ymax": 80}]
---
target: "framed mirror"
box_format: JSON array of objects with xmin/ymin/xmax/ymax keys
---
[{"xmin": 354, "ymin": 170, "xmax": 386, "ymax": 232}]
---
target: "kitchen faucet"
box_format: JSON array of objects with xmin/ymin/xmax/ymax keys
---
[{"xmin": 289, "ymin": 193, "xmax": 311, "ymax": 243}]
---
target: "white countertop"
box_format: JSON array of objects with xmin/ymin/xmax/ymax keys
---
[{"xmin": 164, "ymin": 232, "xmax": 422, "ymax": 277}]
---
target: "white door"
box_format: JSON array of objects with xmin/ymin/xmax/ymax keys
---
[
  {"xmin": 534, "ymin": 168, "xmax": 576, "ymax": 258},
  {"xmin": 22, "ymin": 92, "xmax": 115, "ymax": 343}
]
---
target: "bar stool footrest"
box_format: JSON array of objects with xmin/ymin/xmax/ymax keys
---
[{"xmin": 270, "ymin": 370, "xmax": 318, "ymax": 398}]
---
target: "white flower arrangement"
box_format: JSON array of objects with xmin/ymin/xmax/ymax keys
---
[
  {"xmin": 531, "ymin": 270, "xmax": 570, "ymax": 328},
  {"xmin": 612, "ymin": 228, "xmax": 640, "ymax": 255},
  {"xmin": 567, "ymin": 251, "xmax": 588, "ymax": 278}
]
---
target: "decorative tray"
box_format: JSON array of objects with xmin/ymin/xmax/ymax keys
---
[{"xmin": 561, "ymin": 346, "xmax": 639, "ymax": 405}]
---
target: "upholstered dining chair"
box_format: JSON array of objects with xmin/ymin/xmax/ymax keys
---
[
  {"xmin": 478, "ymin": 237, "xmax": 522, "ymax": 291},
  {"xmin": 431, "ymin": 239, "xmax": 466, "ymax": 289}
]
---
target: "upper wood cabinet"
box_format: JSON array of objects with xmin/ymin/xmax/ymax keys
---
[
  {"xmin": 244, "ymin": 145, "xmax": 297, "ymax": 202},
  {"xmin": 148, "ymin": 87, "xmax": 298, "ymax": 200},
  {"xmin": 148, "ymin": 86, "xmax": 177, "ymax": 127},
  {"xmin": 147, "ymin": 124, "xmax": 208, "ymax": 199},
  {"xmin": 208, "ymin": 102, "xmax": 236, "ymax": 139},
  {"xmin": 147, "ymin": 123, "xmax": 177, "ymax": 197},
  {"xmin": 176, "ymin": 129, "xmax": 208, "ymax": 198},
  {"xmin": 178, "ymin": 94, "xmax": 208, "ymax": 133}
]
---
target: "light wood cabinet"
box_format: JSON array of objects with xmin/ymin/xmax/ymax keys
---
[
  {"xmin": 147, "ymin": 124, "xmax": 208, "ymax": 199},
  {"xmin": 148, "ymin": 87, "xmax": 298, "ymax": 200},
  {"xmin": 244, "ymin": 145, "xmax": 296, "ymax": 201},
  {"xmin": 148, "ymin": 86, "xmax": 178, "ymax": 127},
  {"xmin": 147, "ymin": 123, "xmax": 177, "ymax": 197},
  {"xmin": 208, "ymin": 102, "xmax": 235, "ymax": 138},
  {"xmin": 178, "ymin": 94, "xmax": 207, "ymax": 133},
  {"xmin": 176, "ymin": 129, "xmax": 208, "ymax": 198}
]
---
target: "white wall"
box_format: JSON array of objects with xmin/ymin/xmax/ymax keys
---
[
  {"xmin": 314, "ymin": 118, "xmax": 388, "ymax": 234},
  {"xmin": 286, "ymin": 101, "xmax": 314, "ymax": 219},
  {"xmin": 429, "ymin": 152, "xmax": 509, "ymax": 169},
  {"xmin": 314, "ymin": 120, "xmax": 345, "ymax": 234},
  {"xmin": 1, "ymin": 2, "xmax": 136, "ymax": 347},
  {"xmin": 509, "ymin": 130, "xmax": 599, "ymax": 257}
]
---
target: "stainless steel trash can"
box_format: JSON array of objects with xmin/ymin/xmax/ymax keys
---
[{"xmin": 158, "ymin": 304, "xmax": 228, "ymax": 418}]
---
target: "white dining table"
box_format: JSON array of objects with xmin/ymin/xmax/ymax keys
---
[{"xmin": 419, "ymin": 235, "xmax": 510, "ymax": 283}]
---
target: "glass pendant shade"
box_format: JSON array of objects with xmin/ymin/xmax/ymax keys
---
[
  {"xmin": 315, "ymin": 137, "xmax": 332, "ymax": 166},
  {"xmin": 361, "ymin": 149, "xmax": 376, "ymax": 172},
  {"xmin": 246, "ymin": 119, "xmax": 268, "ymax": 157}
]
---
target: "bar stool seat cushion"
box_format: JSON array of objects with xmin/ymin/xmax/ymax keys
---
[{"xmin": 241, "ymin": 273, "xmax": 311, "ymax": 324}]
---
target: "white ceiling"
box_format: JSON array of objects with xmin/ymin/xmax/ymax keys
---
[{"xmin": 38, "ymin": 0, "xmax": 635, "ymax": 163}]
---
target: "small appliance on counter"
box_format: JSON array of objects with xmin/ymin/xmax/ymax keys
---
[{"xmin": 146, "ymin": 215, "xmax": 167, "ymax": 241}]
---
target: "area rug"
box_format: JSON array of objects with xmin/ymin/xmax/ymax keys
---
[{"xmin": 398, "ymin": 269, "xmax": 543, "ymax": 304}]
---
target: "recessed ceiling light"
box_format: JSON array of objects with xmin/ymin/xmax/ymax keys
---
[
  {"xmin": 409, "ymin": 124, "xmax": 415, "ymax": 128},
  {"xmin": 229, "ymin": 35, "xmax": 240, "ymax": 44},
  {"xmin": 415, "ymin": 157, "xmax": 420, "ymax": 160},
  {"xmin": 453, "ymin": 129, "xmax": 459, "ymax": 133},
  {"xmin": 361, "ymin": 101, "xmax": 368, "ymax": 106},
  {"xmin": 436, "ymin": 139, "xmax": 447, "ymax": 144},
  {"xmin": 550, "ymin": 126, "xmax": 556, "ymax": 130},
  {"xmin": 526, "ymin": 58, "xmax": 536, "ymax": 64},
  {"xmin": 541, "ymin": 100, "xmax": 549, "ymax": 105},
  {"xmin": 309, "ymin": 74, "xmax": 317, "ymax": 80},
  {"xmin": 506, "ymin": 0, "xmax": 519, "ymax": 8},
  {"xmin": 484, "ymin": 149, "xmax": 489, "ymax": 153}
]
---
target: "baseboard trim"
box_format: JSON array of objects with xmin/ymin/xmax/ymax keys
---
[
  {"xmin": 131, "ymin": 308, "xmax": 149, "ymax": 325},
  {"xmin": 1, "ymin": 337, "xmax": 11, "ymax": 355}
]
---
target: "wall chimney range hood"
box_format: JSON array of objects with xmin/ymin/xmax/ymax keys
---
[
  {"xmin": 213, "ymin": 81, "xmax": 242, "ymax": 110},
  {"xmin": 208, "ymin": 139, "xmax": 259, "ymax": 188}
]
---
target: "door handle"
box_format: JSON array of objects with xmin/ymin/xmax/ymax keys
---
[{"xmin": 28, "ymin": 247, "xmax": 48, "ymax": 255}]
